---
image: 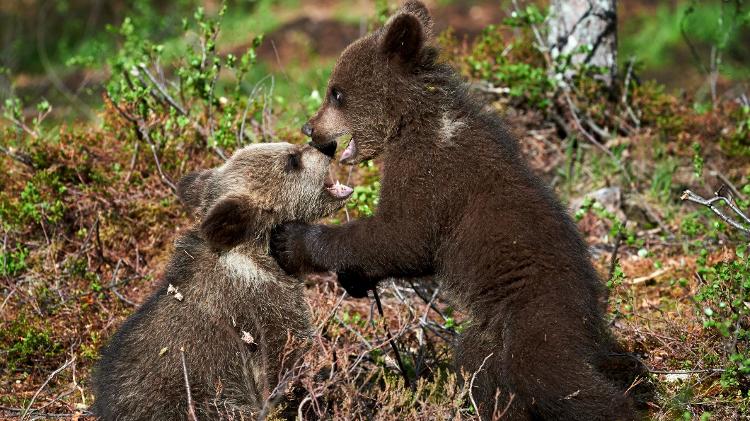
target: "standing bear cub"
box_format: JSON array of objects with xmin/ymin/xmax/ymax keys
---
[
  {"xmin": 92, "ymin": 143, "xmax": 352, "ymax": 420},
  {"xmin": 272, "ymin": 1, "xmax": 648, "ymax": 420}
]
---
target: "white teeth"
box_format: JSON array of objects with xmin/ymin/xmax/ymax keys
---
[{"xmin": 325, "ymin": 179, "xmax": 353, "ymax": 199}]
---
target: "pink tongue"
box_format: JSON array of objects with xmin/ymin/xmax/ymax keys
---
[
  {"xmin": 340, "ymin": 139, "xmax": 357, "ymax": 163},
  {"xmin": 327, "ymin": 182, "xmax": 354, "ymax": 199}
]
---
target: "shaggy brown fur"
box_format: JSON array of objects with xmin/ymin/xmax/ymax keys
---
[
  {"xmin": 92, "ymin": 143, "xmax": 351, "ymax": 420},
  {"xmin": 271, "ymin": 2, "xmax": 649, "ymax": 420}
]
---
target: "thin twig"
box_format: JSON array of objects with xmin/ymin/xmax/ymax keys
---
[
  {"xmin": 238, "ymin": 74, "xmax": 273, "ymax": 145},
  {"xmin": 469, "ymin": 352, "xmax": 494, "ymax": 421},
  {"xmin": 138, "ymin": 64, "xmax": 187, "ymax": 116},
  {"xmin": 109, "ymin": 259, "xmax": 135, "ymax": 306},
  {"xmin": 105, "ymin": 94, "xmax": 177, "ymax": 193},
  {"xmin": 563, "ymin": 92, "xmax": 631, "ymax": 183},
  {"xmin": 681, "ymin": 189, "xmax": 750, "ymax": 234},
  {"xmin": 709, "ymin": 169, "xmax": 747, "ymax": 201},
  {"xmin": 21, "ymin": 357, "xmax": 75, "ymax": 420},
  {"xmin": 139, "ymin": 122, "xmax": 178, "ymax": 193},
  {"xmin": 373, "ymin": 289, "xmax": 411, "ymax": 389},
  {"xmin": 0, "ymin": 145, "xmax": 34, "ymax": 167},
  {"xmin": 649, "ymin": 368, "xmax": 725, "ymax": 374}
]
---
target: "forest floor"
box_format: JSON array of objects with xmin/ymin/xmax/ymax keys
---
[{"xmin": 1, "ymin": 1, "xmax": 749, "ymax": 420}]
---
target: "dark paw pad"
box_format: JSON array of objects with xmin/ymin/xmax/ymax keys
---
[{"xmin": 336, "ymin": 271, "xmax": 376, "ymax": 298}]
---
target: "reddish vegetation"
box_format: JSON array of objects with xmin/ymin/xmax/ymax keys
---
[{"xmin": 1, "ymin": 1, "xmax": 749, "ymax": 420}]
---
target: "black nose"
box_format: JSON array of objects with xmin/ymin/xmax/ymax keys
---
[
  {"xmin": 310, "ymin": 141, "xmax": 337, "ymax": 158},
  {"xmin": 301, "ymin": 122, "xmax": 313, "ymax": 138}
]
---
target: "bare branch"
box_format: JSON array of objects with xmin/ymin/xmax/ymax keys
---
[
  {"xmin": 21, "ymin": 357, "xmax": 76, "ymax": 420},
  {"xmin": 105, "ymin": 93, "xmax": 177, "ymax": 194},
  {"xmin": 469, "ymin": 352, "xmax": 494, "ymax": 421},
  {"xmin": 373, "ymin": 288, "xmax": 411, "ymax": 389},
  {"xmin": 681, "ymin": 189, "xmax": 750, "ymax": 235},
  {"xmin": 137, "ymin": 64, "xmax": 187, "ymax": 116},
  {"xmin": 139, "ymin": 122, "xmax": 178, "ymax": 193},
  {"xmin": 0, "ymin": 145, "xmax": 34, "ymax": 167}
]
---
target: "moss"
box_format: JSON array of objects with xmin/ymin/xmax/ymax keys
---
[{"xmin": 1, "ymin": 316, "xmax": 63, "ymax": 373}]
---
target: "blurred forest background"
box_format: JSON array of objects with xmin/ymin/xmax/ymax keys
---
[{"xmin": 0, "ymin": 0, "xmax": 749, "ymax": 419}]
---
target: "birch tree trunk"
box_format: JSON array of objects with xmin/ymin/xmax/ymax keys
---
[{"xmin": 547, "ymin": 0, "xmax": 618, "ymax": 87}]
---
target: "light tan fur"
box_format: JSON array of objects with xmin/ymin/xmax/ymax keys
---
[{"xmin": 92, "ymin": 142, "xmax": 348, "ymax": 420}]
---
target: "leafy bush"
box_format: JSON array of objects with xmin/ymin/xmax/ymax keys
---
[
  {"xmin": 696, "ymin": 244, "xmax": 750, "ymax": 391},
  {"xmin": 105, "ymin": 3, "xmax": 267, "ymax": 163},
  {"xmin": 2, "ymin": 316, "xmax": 62, "ymax": 373}
]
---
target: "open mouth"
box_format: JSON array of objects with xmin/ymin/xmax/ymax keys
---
[
  {"xmin": 339, "ymin": 137, "xmax": 358, "ymax": 164},
  {"xmin": 324, "ymin": 175, "xmax": 353, "ymax": 200}
]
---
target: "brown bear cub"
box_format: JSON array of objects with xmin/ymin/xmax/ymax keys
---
[
  {"xmin": 271, "ymin": 2, "xmax": 648, "ymax": 420},
  {"xmin": 92, "ymin": 142, "xmax": 352, "ymax": 420}
]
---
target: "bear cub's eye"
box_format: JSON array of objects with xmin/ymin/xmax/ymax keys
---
[
  {"xmin": 330, "ymin": 87, "xmax": 344, "ymax": 107},
  {"xmin": 285, "ymin": 153, "xmax": 302, "ymax": 172}
]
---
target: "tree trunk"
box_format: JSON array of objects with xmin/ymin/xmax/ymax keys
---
[{"xmin": 548, "ymin": 0, "xmax": 618, "ymax": 87}]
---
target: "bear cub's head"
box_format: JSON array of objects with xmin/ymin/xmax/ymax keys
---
[
  {"xmin": 178, "ymin": 142, "xmax": 352, "ymax": 250},
  {"xmin": 302, "ymin": 0, "xmax": 436, "ymax": 165}
]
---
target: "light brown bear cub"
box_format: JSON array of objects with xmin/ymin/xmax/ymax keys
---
[{"xmin": 92, "ymin": 142, "xmax": 352, "ymax": 420}]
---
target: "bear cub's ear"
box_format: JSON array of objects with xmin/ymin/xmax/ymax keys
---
[
  {"xmin": 380, "ymin": 13, "xmax": 424, "ymax": 65},
  {"xmin": 200, "ymin": 196, "xmax": 272, "ymax": 250},
  {"xmin": 401, "ymin": 0, "xmax": 433, "ymax": 37},
  {"xmin": 177, "ymin": 170, "xmax": 212, "ymax": 214}
]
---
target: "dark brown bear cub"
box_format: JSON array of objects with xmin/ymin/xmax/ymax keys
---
[
  {"xmin": 92, "ymin": 143, "xmax": 352, "ymax": 420},
  {"xmin": 271, "ymin": 2, "xmax": 647, "ymax": 420}
]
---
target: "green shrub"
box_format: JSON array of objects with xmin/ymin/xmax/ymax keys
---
[
  {"xmin": 2, "ymin": 316, "xmax": 63, "ymax": 373},
  {"xmin": 695, "ymin": 244, "xmax": 750, "ymax": 390},
  {"xmin": 105, "ymin": 3, "xmax": 266, "ymax": 156}
]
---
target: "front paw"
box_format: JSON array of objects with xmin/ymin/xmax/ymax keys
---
[
  {"xmin": 270, "ymin": 222, "xmax": 312, "ymax": 275},
  {"xmin": 336, "ymin": 270, "xmax": 377, "ymax": 298}
]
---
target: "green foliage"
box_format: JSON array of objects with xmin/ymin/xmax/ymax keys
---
[
  {"xmin": 608, "ymin": 262, "xmax": 625, "ymax": 290},
  {"xmin": 695, "ymin": 244, "xmax": 750, "ymax": 390},
  {"xmin": 0, "ymin": 246, "xmax": 28, "ymax": 277},
  {"xmin": 503, "ymin": 4, "xmax": 545, "ymax": 27},
  {"xmin": 621, "ymin": 1, "xmax": 750, "ymax": 84},
  {"xmin": 106, "ymin": 2, "xmax": 266, "ymax": 152},
  {"xmin": 375, "ymin": 0, "xmax": 392, "ymax": 24},
  {"xmin": 691, "ymin": 142, "xmax": 704, "ymax": 179},
  {"xmin": 347, "ymin": 177, "xmax": 380, "ymax": 218},
  {"xmin": 651, "ymin": 159, "xmax": 678, "ymax": 203},
  {"xmin": 466, "ymin": 24, "xmax": 556, "ymax": 110},
  {"xmin": 4, "ymin": 0, "xmax": 198, "ymax": 75},
  {"xmin": 2, "ymin": 316, "xmax": 63, "ymax": 373},
  {"xmin": 723, "ymin": 104, "xmax": 750, "ymax": 157},
  {"xmin": 463, "ymin": 7, "xmax": 612, "ymax": 113},
  {"xmin": 0, "ymin": 174, "xmax": 66, "ymax": 232}
]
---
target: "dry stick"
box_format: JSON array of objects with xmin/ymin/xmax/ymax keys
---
[
  {"xmin": 648, "ymin": 368, "xmax": 725, "ymax": 375},
  {"xmin": 139, "ymin": 122, "xmax": 178, "ymax": 193},
  {"xmin": 136, "ymin": 65, "xmax": 226, "ymax": 161},
  {"xmin": 709, "ymin": 168, "xmax": 747, "ymax": 201},
  {"xmin": 20, "ymin": 357, "xmax": 75, "ymax": 420},
  {"xmin": 180, "ymin": 348, "xmax": 199, "ymax": 421},
  {"xmin": 0, "ymin": 145, "xmax": 34, "ymax": 167},
  {"xmin": 372, "ymin": 289, "xmax": 411, "ymax": 388},
  {"xmin": 138, "ymin": 64, "xmax": 187, "ymax": 116},
  {"xmin": 238, "ymin": 75, "xmax": 273, "ymax": 145},
  {"xmin": 468, "ymin": 352, "xmax": 494, "ymax": 421},
  {"xmin": 563, "ymin": 92, "xmax": 632, "ymax": 184},
  {"xmin": 681, "ymin": 189, "xmax": 750, "ymax": 235},
  {"xmin": 106, "ymin": 94, "xmax": 177, "ymax": 193}
]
